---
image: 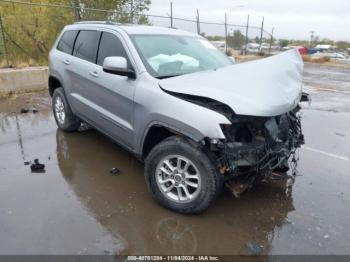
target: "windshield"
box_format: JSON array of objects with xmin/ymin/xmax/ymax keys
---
[{"xmin": 130, "ymin": 34, "xmax": 233, "ymax": 79}]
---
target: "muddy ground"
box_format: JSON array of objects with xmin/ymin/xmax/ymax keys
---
[{"xmin": 0, "ymin": 63, "xmax": 350, "ymax": 256}]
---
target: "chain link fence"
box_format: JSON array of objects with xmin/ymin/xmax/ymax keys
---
[{"xmin": 0, "ymin": 0, "xmax": 276, "ymax": 67}]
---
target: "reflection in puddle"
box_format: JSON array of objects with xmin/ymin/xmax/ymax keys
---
[
  {"xmin": 14, "ymin": 114, "xmax": 25, "ymax": 161},
  {"xmin": 56, "ymin": 129, "xmax": 296, "ymax": 255},
  {"xmin": 156, "ymin": 217, "xmax": 198, "ymax": 254}
]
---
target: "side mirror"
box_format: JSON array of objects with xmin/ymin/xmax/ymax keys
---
[{"xmin": 103, "ymin": 56, "xmax": 136, "ymax": 79}]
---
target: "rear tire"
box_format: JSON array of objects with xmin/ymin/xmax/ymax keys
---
[
  {"xmin": 145, "ymin": 136, "xmax": 224, "ymax": 214},
  {"xmin": 52, "ymin": 87, "xmax": 80, "ymax": 132}
]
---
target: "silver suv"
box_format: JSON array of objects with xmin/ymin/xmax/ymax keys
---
[{"xmin": 49, "ymin": 22, "xmax": 306, "ymax": 213}]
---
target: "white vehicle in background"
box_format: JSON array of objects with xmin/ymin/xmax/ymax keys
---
[
  {"xmin": 312, "ymin": 52, "xmax": 347, "ymax": 59},
  {"xmin": 312, "ymin": 52, "xmax": 350, "ymax": 64},
  {"xmin": 210, "ymin": 41, "xmax": 226, "ymax": 52},
  {"xmin": 245, "ymin": 43, "xmax": 270, "ymax": 54},
  {"xmin": 246, "ymin": 43, "xmax": 260, "ymax": 54}
]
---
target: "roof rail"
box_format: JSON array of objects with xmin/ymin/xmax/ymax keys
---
[{"xmin": 74, "ymin": 20, "xmax": 118, "ymax": 25}]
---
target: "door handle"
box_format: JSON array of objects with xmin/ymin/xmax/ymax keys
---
[
  {"xmin": 89, "ymin": 71, "xmax": 99, "ymax": 78},
  {"xmin": 63, "ymin": 59, "xmax": 70, "ymax": 65}
]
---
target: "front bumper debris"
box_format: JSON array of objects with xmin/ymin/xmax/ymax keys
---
[{"xmin": 212, "ymin": 106, "xmax": 304, "ymax": 180}]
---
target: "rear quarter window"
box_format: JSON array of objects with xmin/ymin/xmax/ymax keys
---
[
  {"xmin": 57, "ymin": 30, "xmax": 78, "ymax": 55},
  {"xmin": 73, "ymin": 30, "xmax": 101, "ymax": 63}
]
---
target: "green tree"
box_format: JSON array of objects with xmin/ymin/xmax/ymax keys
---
[
  {"xmin": 318, "ymin": 38, "xmax": 334, "ymax": 45},
  {"xmin": 113, "ymin": 0, "xmax": 151, "ymax": 24},
  {"xmin": 279, "ymin": 39, "xmax": 289, "ymax": 48},
  {"xmin": 206, "ymin": 35, "xmax": 224, "ymax": 41},
  {"xmin": 130, "ymin": 0, "xmax": 151, "ymax": 24},
  {"xmin": 336, "ymin": 41, "xmax": 350, "ymax": 50},
  {"xmin": 227, "ymin": 30, "xmax": 245, "ymax": 50},
  {"xmin": 0, "ymin": 0, "xmax": 151, "ymax": 66},
  {"xmin": 0, "ymin": 0, "xmax": 74, "ymax": 65}
]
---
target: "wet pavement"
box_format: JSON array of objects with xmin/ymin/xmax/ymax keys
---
[{"xmin": 0, "ymin": 63, "xmax": 350, "ymax": 255}]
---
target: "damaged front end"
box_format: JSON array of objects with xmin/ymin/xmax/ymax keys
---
[
  {"xmin": 164, "ymin": 89, "xmax": 305, "ymax": 189},
  {"xmin": 158, "ymin": 50, "xmax": 307, "ymax": 195},
  {"xmin": 208, "ymin": 106, "xmax": 305, "ymax": 195}
]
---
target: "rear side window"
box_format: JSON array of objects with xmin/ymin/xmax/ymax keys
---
[
  {"xmin": 73, "ymin": 30, "xmax": 101, "ymax": 63},
  {"xmin": 57, "ymin": 30, "xmax": 78, "ymax": 54},
  {"xmin": 97, "ymin": 32, "xmax": 129, "ymax": 66}
]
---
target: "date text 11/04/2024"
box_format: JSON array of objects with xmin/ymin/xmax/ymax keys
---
[{"xmin": 127, "ymin": 255, "xmax": 220, "ymax": 261}]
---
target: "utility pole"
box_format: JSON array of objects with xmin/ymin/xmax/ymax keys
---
[
  {"xmin": 269, "ymin": 27, "xmax": 274, "ymax": 54},
  {"xmin": 244, "ymin": 14, "xmax": 249, "ymax": 55},
  {"xmin": 310, "ymin": 30, "xmax": 315, "ymax": 47},
  {"xmin": 224, "ymin": 13, "xmax": 228, "ymax": 54},
  {"xmin": 0, "ymin": 15, "xmax": 9, "ymax": 66},
  {"xmin": 259, "ymin": 16, "xmax": 264, "ymax": 51},
  {"xmin": 170, "ymin": 2, "xmax": 173, "ymax": 28},
  {"xmin": 196, "ymin": 9, "xmax": 200, "ymax": 35}
]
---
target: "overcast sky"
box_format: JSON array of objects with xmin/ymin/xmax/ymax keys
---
[{"xmin": 148, "ymin": 0, "xmax": 350, "ymax": 41}]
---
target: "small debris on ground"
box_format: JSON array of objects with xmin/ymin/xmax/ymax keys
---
[
  {"xmin": 79, "ymin": 122, "xmax": 92, "ymax": 131},
  {"xmin": 30, "ymin": 159, "xmax": 45, "ymax": 173},
  {"xmin": 110, "ymin": 168, "xmax": 120, "ymax": 176},
  {"xmin": 226, "ymin": 177, "xmax": 255, "ymax": 197},
  {"xmin": 19, "ymin": 108, "xmax": 39, "ymax": 114},
  {"xmin": 226, "ymin": 180, "xmax": 248, "ymax": 197},
  {"xmin": 20, "ymin": 108, "xmax": 29, "ymax": 114},
  {"xmin": 24, "ymin": 161, "xmax": 30, "ymax": 166}
]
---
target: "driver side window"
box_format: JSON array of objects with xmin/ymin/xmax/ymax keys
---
[{"xmin": 97, "ymin": 32, "xmax": 130, "ymax": 67}]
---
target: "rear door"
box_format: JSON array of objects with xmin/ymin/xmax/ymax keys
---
[
  {"xmin": 65, "ymin": 30, "xmax": 102, "ymax": 121},
  {"xmin": 67, "ymin": 29, "xmax": 136, "ymax": 149},
  {"xmin": 54, "ymin": 30, "xmax": 79, "ymax": 99}
]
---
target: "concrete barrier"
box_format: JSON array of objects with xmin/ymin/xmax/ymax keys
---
[{"xmin": 0, "ymin": 67, "xmax": 48, "ymax": 96}]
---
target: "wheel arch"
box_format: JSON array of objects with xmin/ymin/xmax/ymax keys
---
[
  {"xmin": 140, "ymin": 122, "xmax": 204, "ymax": 160},
  {"xmin": 48, "ymin": 76, "xmax": 63, "ymax": 97}
]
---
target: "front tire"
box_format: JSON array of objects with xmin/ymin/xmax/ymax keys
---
[
  {"xmin": 145, "ymin": 136, "xmax": 224, "ymax": 214},
  {"xmin": 52, "ymin": 87, "xmax": 81, "ymax": 132}
]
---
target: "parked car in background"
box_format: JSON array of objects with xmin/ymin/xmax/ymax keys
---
[
  {"xmin": 49, "ymin": 22, "xmax": 306, "ymax": 213},
  {"xmin": 246, "ymin": 43, "xmax": 260, "ymax": 54},
  {"xmin": 298, "ymin": 47, "xmax": 307, "ymax": 55},
  {"xmin": 210, "ymin": 41, "xmax": 226, "ymax": 52},
  {"xmin": 312, "ymin": 52, "xmax": 350, "ymax": 64},
  {"xmin": 312, "ymin": 52, "xmax": 348, "ymax": 59}
]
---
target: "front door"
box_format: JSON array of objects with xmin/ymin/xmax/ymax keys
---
[{"xmin": 69, "ymin": 30, "xmax": 136, "ymax": 149}]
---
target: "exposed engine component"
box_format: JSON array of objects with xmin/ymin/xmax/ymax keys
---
[{"xmin": 210, "ymin": 106, "xmax": 304, "ymax": 194}]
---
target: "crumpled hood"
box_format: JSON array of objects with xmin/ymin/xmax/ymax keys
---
[{"xmin": 159, "ymin": 49, "xmax": 304, "ymax": 117}]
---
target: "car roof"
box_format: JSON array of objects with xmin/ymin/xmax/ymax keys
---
[{"xmin": 66, "ymin": 22, "xmax": 198, "ymax": 37}]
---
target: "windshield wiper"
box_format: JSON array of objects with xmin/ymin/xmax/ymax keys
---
[{"xmin": 156, "ymin": 74, "xmax": 180, "ymax": 79}]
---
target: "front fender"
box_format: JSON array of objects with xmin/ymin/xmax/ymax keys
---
[{"xmin": 134, "ymin": 100, "xmax": 231, "ymax": 154}]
